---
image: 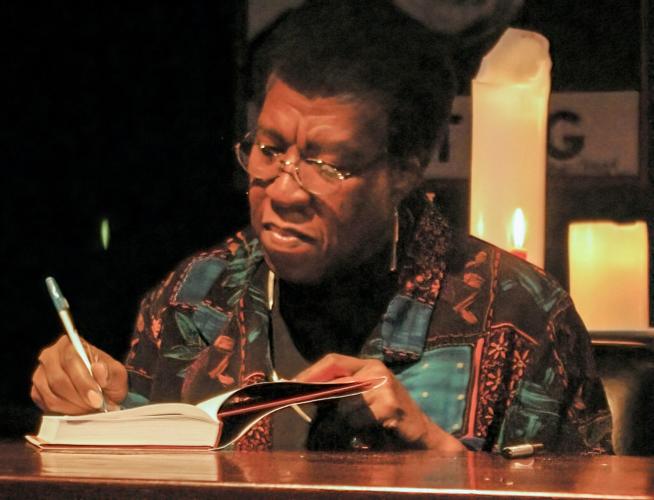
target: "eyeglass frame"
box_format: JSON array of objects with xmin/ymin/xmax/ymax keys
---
[{"xmin": 234, "ymin": 129, "xmax": 387, "ymax": 196}]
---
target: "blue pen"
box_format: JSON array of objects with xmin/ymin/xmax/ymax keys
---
[{"xmin": 45, "ymin": 277, "xmax": 108, "ymax": 412}]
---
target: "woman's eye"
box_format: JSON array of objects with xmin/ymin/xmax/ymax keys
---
[
  {"xmin": 258, "ymin": 144, "xmax": 283, "ymax": 158},
  {"xmin": 310, "ymin": 160, "xmax": 346, "ymax": 180}
]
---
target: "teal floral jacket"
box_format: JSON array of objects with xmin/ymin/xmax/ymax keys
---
[{"xmin": 124, "ymin": 197, "xmax": 612, "ymax": 453}]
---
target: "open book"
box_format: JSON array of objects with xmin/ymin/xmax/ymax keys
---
[{"xmin": 26, "ymin": 377, "xmax": 385, "ymax": 450}]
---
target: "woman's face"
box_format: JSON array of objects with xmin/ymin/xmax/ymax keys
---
[{"xmin": 248, "ymin": 78, "xmax": 414, "ymax": 284}]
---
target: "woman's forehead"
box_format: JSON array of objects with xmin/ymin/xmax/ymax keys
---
[{"xmin": 258, "ymin": 79, "xmax": 387, "ymax": 149}]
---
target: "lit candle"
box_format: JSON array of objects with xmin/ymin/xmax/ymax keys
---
[
  {"xmin": 568, "ymin": 221, "xmax": 650, "ymax": 331},
  {"xmin": 510, "ymin": 208, "xmax": 528, "ymax": 260},
  {"xmin": 470, "ymin": 28, "xmax": 551, "ymax": 268}
]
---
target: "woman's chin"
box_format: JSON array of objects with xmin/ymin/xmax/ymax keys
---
[{"xmin": 263, "ymin": 250, "xmax": 327, "ymax": 285}]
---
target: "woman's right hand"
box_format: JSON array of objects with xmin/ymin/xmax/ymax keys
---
[{"xmin": 31, "ymin": 335, "xmax": 128, "ymax": 415}]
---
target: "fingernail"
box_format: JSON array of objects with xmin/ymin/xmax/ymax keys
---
[{"xmin": 87, "ymin": 389, "xmax": 104, "ymax": 408}]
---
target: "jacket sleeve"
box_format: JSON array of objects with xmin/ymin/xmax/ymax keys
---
[
  {"xmin": 549, "ymin": 300, "xmax": 613, "ymax": 453},
  {"xmin": 121, "ymin": 270, "xmax": 176, "ymax": 408},
  {"xmin": 496, "ymin": 295, "xmax": 613, "ymax": 454}
]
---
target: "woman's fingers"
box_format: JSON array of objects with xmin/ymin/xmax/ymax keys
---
[
  {"xmin": 31, "ymin": 362, "xmax": 90, "ymax": 415},
  {"xmin": 91, "ymin": 356, "xmax": 128, "ymax": 405},
  {"xmin": 31, "ymin": 335, "xmax": 128, "ymax": 414},
  {"xmin": 297, "ymin": 352, "xmax": 463, "ymax": 450}
]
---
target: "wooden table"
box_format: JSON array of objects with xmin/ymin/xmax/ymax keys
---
[{"xmin": 0, "ymin": 440, "xmax": 652, "ymax": 498}]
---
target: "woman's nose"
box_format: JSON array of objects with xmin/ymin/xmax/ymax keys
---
[
  {"xmin": 265, "ymin": 148, "xmax": 311, "ymax": 205},
  {"xmin": 278, "ymin": 158, "xmax": 298, "ymax": 175}
]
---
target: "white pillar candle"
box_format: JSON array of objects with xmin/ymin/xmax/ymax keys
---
[
  {"xmin": 470, "ymin": 28, "xmax": 551, "ymax": 268},
  {"xmin": 569, "ymin": 221, "xmax": 649, "ymax": 331}
]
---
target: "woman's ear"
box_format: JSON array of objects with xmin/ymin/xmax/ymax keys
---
[{"xmin": 390, "ymin": 156, "xmax": 423, "ymax": 204}]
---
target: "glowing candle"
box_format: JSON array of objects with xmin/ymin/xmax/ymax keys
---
[
  {"xmin": 569, "ymin": 221, "xmax": 649, "ymax": 331},
  {"xmin": 510, "ymin": 208, "xmax": 527, "ymax": 260},
  {"xmin": 470, "ymin": 28, "xmax": 551, "ymax": 268}
]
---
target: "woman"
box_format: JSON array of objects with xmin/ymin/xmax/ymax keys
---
[{"xmin": 31, "ymin": 0, "xmax": 611, "ymax": 453}]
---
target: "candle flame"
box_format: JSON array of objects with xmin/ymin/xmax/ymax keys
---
[{"xmin": 512, "ymin": 208, "xmax": 526, "ymax": 249}]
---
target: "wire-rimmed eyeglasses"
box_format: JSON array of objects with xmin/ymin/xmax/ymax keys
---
[{"xmin": 234, "ymin": 130, "xmax": 354, "ymax": 196}]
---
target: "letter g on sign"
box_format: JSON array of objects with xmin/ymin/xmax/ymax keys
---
[{"xmin": 548, "ymin": 110, "xmax": 585, "ymax": 160}]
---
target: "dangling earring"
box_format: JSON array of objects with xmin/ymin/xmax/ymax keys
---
[{"xmin": 390, "ymin": 208, "xmax": 399, "ymax": 272}]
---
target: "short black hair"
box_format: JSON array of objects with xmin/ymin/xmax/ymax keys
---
[{"xmin": 251, "ymin": 0, "xmax": 457, "ymax": 168}]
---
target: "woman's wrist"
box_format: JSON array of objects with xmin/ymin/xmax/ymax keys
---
[{"xmin": 419, "ymin": 415, "xmax": 466, "ymax": 451}]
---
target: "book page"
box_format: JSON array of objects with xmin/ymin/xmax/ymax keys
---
[{"xmin": 44, "ymin": 401, "xmax": 216, "ymax": 424}]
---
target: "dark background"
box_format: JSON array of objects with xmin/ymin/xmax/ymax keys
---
[
  {"xmin": 1, "ymin": 2, "xmax": 248, "ymax": 434},
  {"xmin": 1, "ymin": 1, "xmax": 651, "ymax": 437}
]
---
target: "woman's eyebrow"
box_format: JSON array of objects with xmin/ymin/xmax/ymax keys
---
[
  {"xmin": 304, "ymin": 139, "xmax": 357, "ymax": 158},
  {"xmin": 256, "ymin": 126, "xmax": 358, "ymax": 160},
  {"xmin": 256, "ymin": 126, "xmax": 286, "ymax": 144}
]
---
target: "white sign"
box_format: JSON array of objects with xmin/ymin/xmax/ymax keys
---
[{"xmin": 426, "ymin": 91, "xmax": 640, "ymax": 178}]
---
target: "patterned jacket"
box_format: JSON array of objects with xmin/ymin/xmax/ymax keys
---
[{"xmin": 124, "ymin": 198, "xmax": 612, "ymax": 453}]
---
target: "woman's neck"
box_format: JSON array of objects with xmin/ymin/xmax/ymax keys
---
[
  {"xmin": 281, "ymin": 242, "xmax": 394, "ymax": 300},
  {"xmin": 278, "ymin": 244, "xmax": 397, "ymax": 361}
]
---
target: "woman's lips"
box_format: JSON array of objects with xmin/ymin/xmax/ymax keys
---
[{"xmin": 262, "ymin": 223, "xmax": 316, "ymax": 248}]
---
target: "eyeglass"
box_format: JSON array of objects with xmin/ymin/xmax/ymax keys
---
[{"xmin": 234, "ymin": 130, "xmax": 354, "ymax": 196}]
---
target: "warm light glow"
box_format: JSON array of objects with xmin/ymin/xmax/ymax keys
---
[
  {"xmin": 511, "ymin": 208, "xmax": 526, "ymax": 249},
  {"xmin": 470, "ymin": 28, "xmax": 550, "ymax": 267},
  {"xmin": 475, "ymin": 213, "xmax": 485, "ymax": 239},
  {"xmin": 100, "ymin": 218, "xmax": 110, "ymax": 251},
  {"xmin": 569, "ymin": 221, "xmax": 649, "ymax": 330}
]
